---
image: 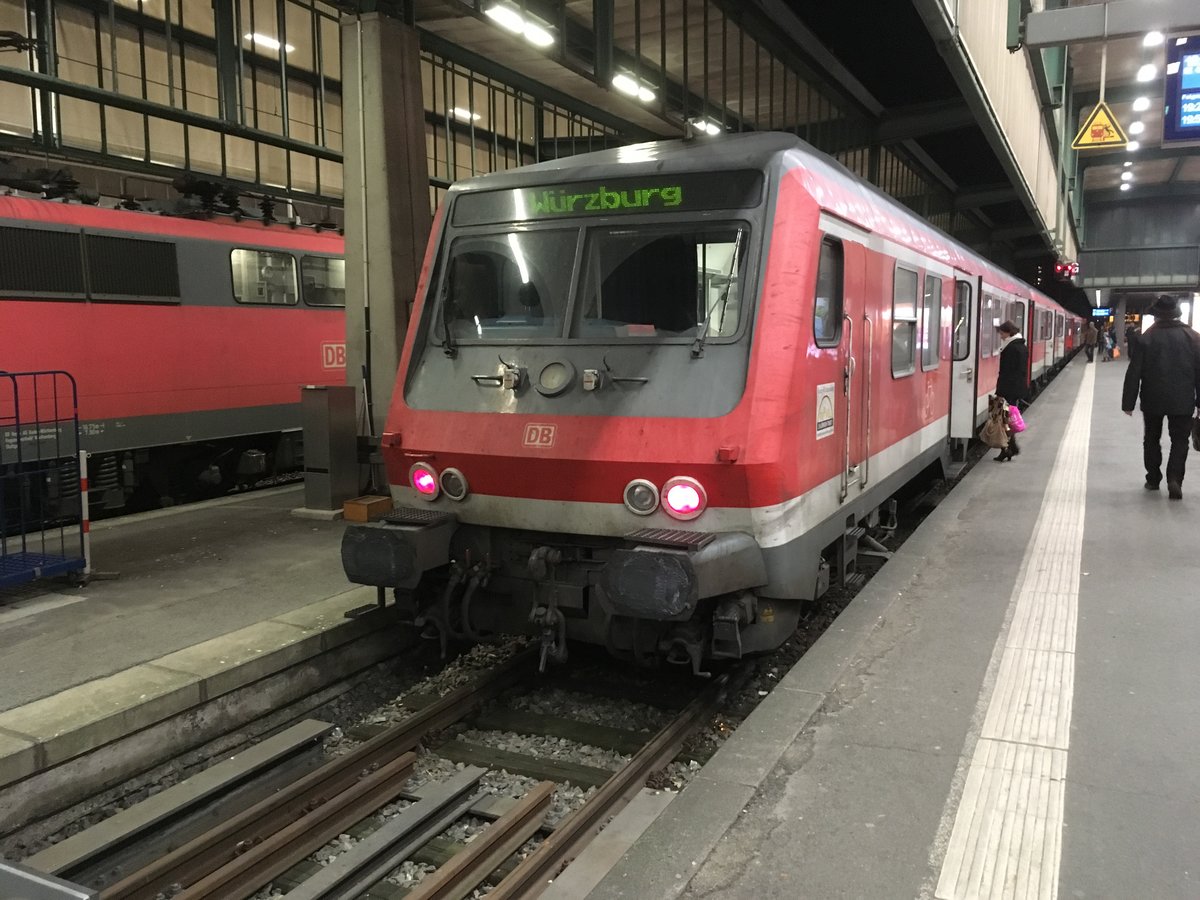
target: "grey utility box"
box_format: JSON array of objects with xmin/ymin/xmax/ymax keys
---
[{"xmin": 301, "ymin": 384, "xmax": 359, "ymax": 511}]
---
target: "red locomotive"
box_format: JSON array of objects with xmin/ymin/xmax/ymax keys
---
[
  {"xmin": 341, "ymin": 133, "xmax": 1080, "ymax": 671},
  {"xmin": 0, "ymin": 196, "xmax": 345, "ymax": 513}
]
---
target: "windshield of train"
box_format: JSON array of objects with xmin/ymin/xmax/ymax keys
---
[{"xmin": 435, "ymin": 170, "xmax": 762, "ymax": 344}]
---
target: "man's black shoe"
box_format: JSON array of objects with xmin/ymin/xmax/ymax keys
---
[
  {"xmin": 1168, "ymin": 480, "xmax": 1183, "ymax": 500},
  {"xmin": 1145, "ymin": 480, "xmax": 1160, "ymax": 490}
]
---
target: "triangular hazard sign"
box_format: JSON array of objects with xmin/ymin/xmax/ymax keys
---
[{"xmin": 1072, "ymin": 102, "xmax": 1128, "ymax": 150}]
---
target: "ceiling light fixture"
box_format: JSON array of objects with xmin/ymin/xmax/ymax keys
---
[
  {"xmin": 1120, "ymin": 183, "xmax": 1132, "ymax": 191},
  {"xmin": 1126, "ymin": 140, "xmax": 1141, "ymax": 151},
  {"xmin": 612, "ymin": 74, "xmax": 656, "ymax": 103},
  {"xmin": 523, "ymin": 22, "xmax": 555, "ymax": 47},
  {"xmin": 244, "ymin": 32, "xmax": 294, "ymax": 53},
  {"xmin": 1143, "ymin": 31, "xmax": 1164, "ymax": 47},
  {"xmin": 1132, "ymin": 96, "xmax": 1151, "ymax": 112},
  {"xmin": 484, "ymin": 5, "xmax": 555, "ymax": 48},
  {"xmin": 1124, "ymin": 160, "xmax": 1133, "ymax": 167},
  {"xmin": 1137, "ymin": 63, "xmax": 1158, "ymax": 82},
  {"xmin": 1121, "ymin": 171, "xmax": 1133, "ymax": 181},
  {"xmin": 1128, "ymin": 120, "xmax": 1145, "ymax": 135},
  {"xmin": 451, "ymin": 107, "xmax": 481, "ymax": 122},
  {"xmin": 484, "ymin": 5, "xmax": 524, "ymax": 33},
  {"xmin": 690, "ymin": 118, "xmax": 723, "ymax": 136}
]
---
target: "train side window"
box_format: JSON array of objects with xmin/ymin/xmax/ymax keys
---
[
  {"xmin": 0, "ymin": 225, "xmax": 86, "ymax": 300},
  {"xmin": 892, "ymin": 266, "xmax": 918, "ymax": 377},
  {"xmin": 980, "ymin": 294, "xmax": 995, "ymax": 357},
  {"xmin": 922, "ymin": 274, "xmax": 941, "ymax": 370},
  {"xmin": 301, "ymin": 256, "xmax": 346, "ymax": 307},
  {"xmin": 231, "ymin": 248, "xmax": 298, "ymax": 305},
  {"xmin": 813, "ymin": 237, "xmax": 843, "ymax": 348},
  {"xmin": 953, "ymin": 281, "xmax": 971, "ymax": 361},
  {"xmin": 1056, "ymin": 313, "xmax": 1064, "ymax": 337},
  {"xmin": 85, "ymin": 234, "xmax": 180, "ymax": 303}
]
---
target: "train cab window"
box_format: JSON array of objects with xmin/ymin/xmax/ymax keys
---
[
  {"xmin": 813, "ymin": 237, "xmax": 843, "ymax": 347},
  {"xmin": 892, "ymin": 266, "xmax": 918, "ymax": 377},
  {"xmin": 575, "ymin": 225, "xmax": 745, "ymax": 340},
  {"xmin": 953, "ymin": 281, "xmax": 971, "ymax": 361},
  {"xmin": 301, "ymin": 256, "xmax": 346, "ymax": 307},
  {"xmin": 440, "ymin": 229, "xmax": 575, "ymax": 340},
  {"xmin": 922, "ymin": 274, "xmax": 941, "ymax": 370},
  {"xmin": 231, "ymin": 249, "xmax": 298, "ymax": 305}
]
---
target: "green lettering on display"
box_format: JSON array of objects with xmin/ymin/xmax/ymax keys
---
[{"xmin": 526, "ymin": 184, "xmax": 684, "ymax": 215}]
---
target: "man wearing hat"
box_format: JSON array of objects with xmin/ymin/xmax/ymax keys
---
[{"xmin": 1121, "ymin": 295, "xmax": 1200, "ymax": 499}]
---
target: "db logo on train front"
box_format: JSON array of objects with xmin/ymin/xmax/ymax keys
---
[
  {"xmin": 322, "ymin": 342, "xmax": 346, "ymax": 369},
  {"xmin": 523, "ymin": 423, "xmax": 556, "ymax": 448}
]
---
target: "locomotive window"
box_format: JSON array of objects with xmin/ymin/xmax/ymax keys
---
[
  {"xmin": 953, "ymin": 281, "xmax": 971, "ymax": 361},
  {"xmin": 438, "ymin": 229, "xmax": 576, "ymax": 341},
  {"xmin": 813, "ymin": 238, "xmax": 843, "ymax": 347},
  {"xmin": 301, "ymin": 256, "xmax": 346, "ymax": 307},
  {"xmin": 574, "ymin": 224, "xmax": 746, "ymax": 340},
  {"xmin": 85, "ymin": 234, "xmax": 180, "ymax": 302},
  {"xmin": 892, "ymin": 266, "xmax": 918, "ymax": 377},
  {"xmin": 231, "ymin": 249, "xmax": 298, "ymax": 305},
  {"xmin": 0, "ymin": 225, "xmax": 85, "ymax": 299},
  {"xmin": 922, "ymin": 274, "xmax": 941, "ymax": 371}
]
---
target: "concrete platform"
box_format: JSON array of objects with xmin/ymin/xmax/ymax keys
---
[
  {"xmin": 589, "ymin": 356, "xmax": 1200, "ymax": 899},
  {"xmin": 0, "ymin": 486, "xmax": 395, "ymax": 821}
]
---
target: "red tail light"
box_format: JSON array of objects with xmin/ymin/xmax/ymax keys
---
[
  {"xmin": 662, "ymin": 476, "xmax": 706, "ymax": 520},
  {"xmin": 409, "ymin": 463, "xmax": 440, "ymax": 500}
]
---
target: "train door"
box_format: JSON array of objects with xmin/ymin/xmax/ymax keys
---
[
  {"xmin": 949, "ymin": 275, "xmax": 979, "ymax": 441},
  {"xmin": 834, "ymin": 239, "xmax": 869, "ymax": 502}
]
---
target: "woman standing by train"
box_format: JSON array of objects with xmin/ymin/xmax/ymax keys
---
[{"xmin": 994, "ymin": 320, "xmax": 1030, "ymax": 461}]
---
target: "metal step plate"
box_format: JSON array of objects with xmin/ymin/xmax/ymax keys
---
[
  {"xmin": 625, "ymin": 528, "xmax": 716, "ymax": 551},
  {"xmin": 382, "ymin": 507, "xmax": 457, "ymax": 528}
]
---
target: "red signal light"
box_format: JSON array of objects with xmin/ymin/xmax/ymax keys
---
[
  {"xmin": 662, "ymin": 476, "xmax": 707, "ymax": 520},
  {"xmin": 409, "ymin": 463, "xmax": 440, "ymax": 500}
]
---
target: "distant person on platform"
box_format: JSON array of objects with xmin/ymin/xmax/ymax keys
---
[
  {"xmin": 994, "ymin": 320, "xmax": 1030, "ymax": 462},
  {"xmin": 1083, "ymin": 321, "xmax": 1098, "ymax": 362},
  {"xmin": 1121, "ymin": 295, "xmax": 1200, "ymax": 500},
  {"xmin": 1126, "ymin": 321, "xmax": 1141, "ymax": 362}
]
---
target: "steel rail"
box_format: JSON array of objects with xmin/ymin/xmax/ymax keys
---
[
  {"xmin": 485, "ymin": 672, "xmax": 731, "ymax": 900},
  {"xmin": 173, "ymin": 752, "xmax": 416, "ymax": 900},
  {"xmin": 101, "ymin": 649, "xmax": 535, "ymax": 900},
  {"xmin": 405, "ymin": 781, "xmax": 557, "ymax": 900}
]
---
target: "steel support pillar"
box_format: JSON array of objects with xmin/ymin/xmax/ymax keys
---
[
  {"xmin": 341, "ymin": 12, "xmax": 432, "ymax": 441},
  {"xmin": 212, "ymin": 0, "xmax": 241, "ymax": 124}
]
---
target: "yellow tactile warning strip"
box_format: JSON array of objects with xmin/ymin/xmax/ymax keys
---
[{"xmin": 935, "ymin": 363, "xmax": 1095, "ymax": 900}]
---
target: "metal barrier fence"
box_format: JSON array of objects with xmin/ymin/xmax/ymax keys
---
[{"xmin": 0, "ymin": 370, "xmax": 89, "ymax": 589}]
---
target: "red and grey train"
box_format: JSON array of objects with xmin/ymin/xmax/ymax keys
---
[
  {"xmin": 0, "ymin": 196, "xmax": 346, "ymax": 513},
  {"xmin": 336, "ymin": 132, "xmax": 1082, "ymax": 670}
]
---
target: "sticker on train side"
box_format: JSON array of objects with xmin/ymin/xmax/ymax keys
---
[{"xmin": 816, "ymin": 383, "xmax": 836, "ymax": 439}]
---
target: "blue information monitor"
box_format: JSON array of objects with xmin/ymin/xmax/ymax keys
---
[
  {"xmin": 1092, "ymin": 307, "xmax": 1113, "ymax": 317},
  {"xmin": 1163, "ymin": 35, "xmax": 1200, "ymax": 147}
]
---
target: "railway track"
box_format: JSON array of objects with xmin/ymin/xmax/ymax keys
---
[{"xmin": 37, "ymin": 649, "xmax": 732, "ymax": 900}]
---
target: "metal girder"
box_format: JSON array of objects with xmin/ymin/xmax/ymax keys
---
[
  {"xmin": 1024, "ymin": 0, "xmax": 1200, "ymax": 48},
  {"xmin": 1087, "ymin": 182, "xmax": 1200, "ymax": 203},
  {"xmin": 991, "ymin": 223, "xmax": 1045, "ymax": 241},
  {"xmin": 212, "ymin": 0, "xmax": 240, "ymax": 124},
  {"xmin": 0, "ymin": 64, "xmax": 340, "ymax": 161},
  {"xmin": 876, "ymin": 100, "xmax": 975, "ymax": 142},
  {"xmin": 1072, "ymin": 84, "xmax": 1159, "ymax": 110},
  {"xmin": 593, "ymin": 0, "xmax": 613, "ymax": 89},
  {"xmin": 416, "ymin": 32, "xmax": 661, "ymax": 142},
  {"xmin": 955, "ymin": 183, "xmax": 1019, "ymax": 210},
  {"xmin": 1078, "ymin": 145, "xmax": 1191, "ymax": 169}
]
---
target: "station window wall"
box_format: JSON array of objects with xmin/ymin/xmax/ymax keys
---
[{"xmin": 0, "ymin": 0, "xmax": 343, "ymax": 201}]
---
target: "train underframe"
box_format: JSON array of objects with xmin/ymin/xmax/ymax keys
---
[{"xmin": 86, "ymin": 429, "xmax": 305, "ymax": 517}]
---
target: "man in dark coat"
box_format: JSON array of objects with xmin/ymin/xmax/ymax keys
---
[
  {"xmin": 1125, "ymin": 322, "xmax": 1141, "ymax": 362},
  {"xmin": 1121, "ymin": 295, "xmax": 1200, "ymax": 499},
  {"xmin": 994, "ymin": 320, "xmax": 1030, "ymax": 461}
]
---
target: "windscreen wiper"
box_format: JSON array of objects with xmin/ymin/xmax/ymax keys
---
[
  {"xmin": 691, "ymin": 230, "xmax": 742, "ymax": 359},
  {"xmin": 439, "ymin": 277, "xmax": 458, "ymax": 358}
]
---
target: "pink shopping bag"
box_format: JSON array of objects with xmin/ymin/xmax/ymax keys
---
[{"xmin": 1008, "ymin": 405, "xmax": 1027, "ymax": 433}]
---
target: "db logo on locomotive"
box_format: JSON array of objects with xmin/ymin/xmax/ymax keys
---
[
  {"xmin": 523, "ymin": 423, "xmax": 556, "ymax": 448},
  {"xmin": 322, "ymin": 342, "xmax": 347, "ymax": 369}
]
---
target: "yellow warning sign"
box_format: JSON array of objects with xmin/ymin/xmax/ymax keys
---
[{"xmin": 1072, "ymin": 101, "xmax": 1128, "ymax": 150}]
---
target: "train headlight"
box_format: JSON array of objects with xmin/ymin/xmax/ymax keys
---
[
  {"xmin": 623, "ymin": 479, "xmax": 659, "ymax": 515},
  {"xmin": 439, "ymin": 467, "xmax": 469, "ymax": 501},
  {"xmin": 662, "ymin": 476, "xmax": 706, "ymax": 520},
  {"xmin": 409, "ymin": 462, "xmax": 440, "ymax": 500}
]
